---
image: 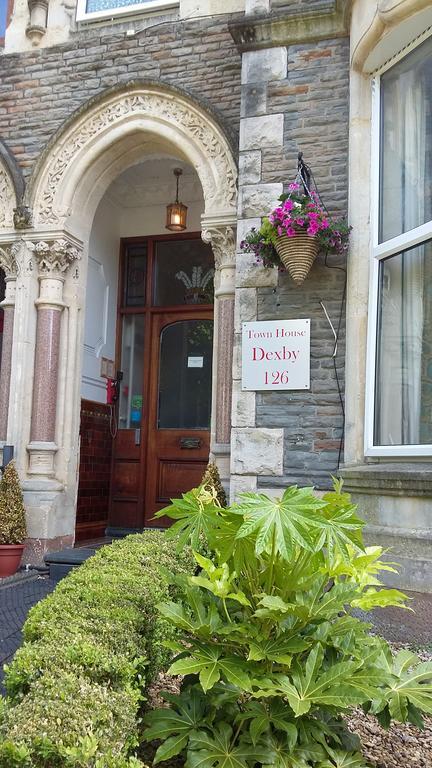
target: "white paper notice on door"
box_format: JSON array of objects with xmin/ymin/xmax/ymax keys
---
[{"xmin": 188, "ymin": 356, "xmax": 204, "ymax": 368}]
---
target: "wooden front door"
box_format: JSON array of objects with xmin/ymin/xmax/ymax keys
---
[{"xmin": 109, "ymin": 234, "xmax": 214, "ymax": 530}]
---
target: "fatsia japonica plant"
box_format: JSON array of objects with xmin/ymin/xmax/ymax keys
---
[{"xmin": 144, "ymin": 480, "xmax": 432, "ymax": 768}]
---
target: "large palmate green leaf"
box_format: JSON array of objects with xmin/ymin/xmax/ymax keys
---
[
  {"xmin": 190, "ymin": 554, "xmax": 251, "ymax": 606},
  {"xmin": 384, "ymin": 651, "xmax": 432, "ymax": 721},
  {"xmin": 317, "ymin": 750, "xmax": 370, "ymax": 768},
  {"xmin": 318, "ymin": 486, "xmax": 365, "ymax": 561},
  {"xmin": 187, "ymin": 724, "xmax": 266, "ymax": 768},
  {"xmin": 351, "ymin": 587, "xmax": 408, "ymax": 611},
  {"xmin": 169, "ymin": 643, "xmax": 252, "ymax": 693},
  {"xmin": 257, "ymin": 645, "xmax": 369, "ymax": 716},
  {"xmin": 248, "ymin": 636, "xmax": 309, "ymax": 664},
  {"xmin": 144, "ymin": 688, "xmax": 206, "ymax": 764},
  {"xmin": 238, "ymin": 700, "xmax": 298, "ymax": 746},
  {"xmin": 234, "ymin": 487, "xmax": 327, "ymax": 561},
  {"xmin": 155, "ymin": 486, "xmax": 221, "ymax": 550}
]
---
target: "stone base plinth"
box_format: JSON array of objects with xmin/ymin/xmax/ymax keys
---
[{"xmin": 22, "ymin": 535, "xmax": 75, "ymax": 567}]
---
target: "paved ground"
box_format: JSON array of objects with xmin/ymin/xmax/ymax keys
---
[
  {"xmin": 0, "ymin": 574, "xmax": 431, "ymax": 690},
  {"xmin": 0, "ymin": 573, "xmax": 55, "ymax": 688}
]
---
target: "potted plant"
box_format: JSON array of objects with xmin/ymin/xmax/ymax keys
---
[
  {"xmin": 240, "ymin": 183, "xmax": 351, "ymax": 285},
  {"xmin": 0, "ymin": 461, "xmax": 27, "ymax": 577}
]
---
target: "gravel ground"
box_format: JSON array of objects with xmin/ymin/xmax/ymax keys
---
[{"xmin": 144, "ymin": 643, "xmax": 432, "ymax": 768}]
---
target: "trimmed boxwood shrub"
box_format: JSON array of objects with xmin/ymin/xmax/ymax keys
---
[{"xmin": 0, "ymin": 531, "xmax": 194, "ymax": 767}]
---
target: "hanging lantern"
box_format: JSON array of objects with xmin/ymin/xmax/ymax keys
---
[{"xmin": 166, "ymin": 168, "xmax": 188, "ymax": 232}]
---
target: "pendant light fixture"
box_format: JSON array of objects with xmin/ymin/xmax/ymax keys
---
[{"xmin": 166, "ymin": 168, "xmax": 188, "ymax": 232}]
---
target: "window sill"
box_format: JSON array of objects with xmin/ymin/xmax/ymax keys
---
[{"xmin": 340, "ymin": 463, "xmax": 432, "ymax": 497}]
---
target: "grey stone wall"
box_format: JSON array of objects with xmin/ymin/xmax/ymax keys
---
[
  {"xmin": 0, "ymin": 16, "xmax": 242, "ymax": 176},
  {"xmin": 233, "ymin": 34, "xmax": 349, "ymax": 495},
  {"xmin": 259, "ymin": 36, "xmax": 349, "ymax": 490}
]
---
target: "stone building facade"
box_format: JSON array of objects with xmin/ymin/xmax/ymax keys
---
[{"xmin": 0, "ymin": 0, "xmax": 431, "ymax": 590}]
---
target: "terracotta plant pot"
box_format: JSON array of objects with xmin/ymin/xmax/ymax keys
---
[
  {"xmin": 0, "ymin": 544, "xmax": 25, "ymax": 578},
  {"xmin": 274, "ymin": 230, "xmax": 319, "ymax": 285}
]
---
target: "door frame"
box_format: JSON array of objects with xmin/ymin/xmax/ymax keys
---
[{"xmin": 109, "ymin": 232, "xmax": 214, "ymax": 530}]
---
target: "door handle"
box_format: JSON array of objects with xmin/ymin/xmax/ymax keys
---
[
  {"xmin": 134, "ymin": 429, "xmax": 141, "ymax": 446},
  {"xmin": 180, "ymin": 437, "xmax": 201, "ymax": 449}
]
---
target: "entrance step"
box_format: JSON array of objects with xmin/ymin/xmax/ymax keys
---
[{"xmin": 44, "ymin": 548, "xmax": 96, "ymax": 583}]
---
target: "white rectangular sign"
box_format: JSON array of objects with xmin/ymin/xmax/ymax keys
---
[
  {"xmin": 242, "ymin": 319, "xmax": 310, "ymax": 391},
  {"xmin": 188, "ymin": 356, "xmax": 204, "ymax": 368}
]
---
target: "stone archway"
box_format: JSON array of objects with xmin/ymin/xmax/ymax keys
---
[
  {"xmin": 28, "ymin": 81, "xmax": 237, "ymax": 235},
  {"xmin": 10, "ymin": 82, "xmax": 238, "ymax": 557}
]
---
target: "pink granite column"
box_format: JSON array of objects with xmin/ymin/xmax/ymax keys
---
[
  {"xmin": 216, "ymin": 297, "xmax": 235, "ymax": 443},
  {"xmin": 0, "ymin": 305, "xmax": 15, "ymax": 441},
  {"xmin": 27, "ymin": 239, "xmax": 80, "ymax": 476},
  {"xmin": 30, "ymin": 307, "xmax": 62, "ymax": 443},
  {"xmin": 0, "ymin": 243, "xmax": 19, "ymax": 442}
]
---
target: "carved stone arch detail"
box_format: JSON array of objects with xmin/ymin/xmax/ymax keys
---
[
  {"xmin": 29, "ymin": 81, "xmax": 238, "ymax": 232},
  {"xmin": 0, "ymin": 140, "xmax": 25, "ymax": 232}
]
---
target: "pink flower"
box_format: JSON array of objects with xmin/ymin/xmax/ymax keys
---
[
  {"xmin": 320, "ymin": 218, "xmax": 329, "ymax": 229},
  {"xmin": 288, "ymin": 182, "xmax": 300, "ymax": 192},
  {"xmin": 283, "ymin": 199, "xmax": 294, "ymax": 212},
  {"xmin": 277, "ymin": 226, "xmax": 283, "ymax": 236}
]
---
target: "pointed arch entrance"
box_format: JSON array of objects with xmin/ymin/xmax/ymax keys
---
[{"xmin": 20, "ymin": 82, "xmax": 237, "ymax": 547}]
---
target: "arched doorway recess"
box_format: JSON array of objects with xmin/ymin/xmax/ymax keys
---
[{"xmin": 8, "ymin": 82, "xmax": 237, "ymax": 553}]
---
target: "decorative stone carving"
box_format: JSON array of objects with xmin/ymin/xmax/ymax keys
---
[
  {"xmin": 0, "ymin": 169, "xmax": 16, "ymax": 230},
  {"xmin": 202, "ymin": 225, "xmax": 236, "ymax": 270},
  {"xmin": 34, "ymin": 88, "xmax": 238, "ymax": 226},
  {"xmin": 13, "ymin": 205, "xmax": 33, "ymax": 230},
  {"xmin": 33, "ymin": 239, "xmax": 81, "ymax": 277},
  {"xmin": 0, "ymin": 242, "xmax": 21, "ymax": 278},
  {"xmin": 26, "ymin": 0, "xmax": 48, "ymax": 46}
]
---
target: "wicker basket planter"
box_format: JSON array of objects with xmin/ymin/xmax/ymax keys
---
[{"xmin": 274, "ymin": 230, "xmax": 319, "ymax": 285}]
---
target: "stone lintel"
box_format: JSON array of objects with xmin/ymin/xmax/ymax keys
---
[
  {"xmin": 340, "ymin": 463, "xmax": 432, "ymax": 497},
  {"xmin": 229, "ymin": 0, "xmax": 350, "ymax": 52}
]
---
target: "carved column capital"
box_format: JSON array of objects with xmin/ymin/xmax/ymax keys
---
[
  {"xmin": 0, "ymin": 242, "xmax": 21, "ymax": 280},
  {"xmin": 202, "ymin": 223, "xmax": 236, "ymax": 299},
  {"xmin": 32, "ymin": 238, "xmax": 81, "ymax": 279},
  {"xmin": 202, "ymin": 225, "xmax": 236, "ymax": 270}
]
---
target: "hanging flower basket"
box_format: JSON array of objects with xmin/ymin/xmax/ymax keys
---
[
  {"xmin": 239, "ymin": 174, "xmax": 351, "ymax": 285},
  {"xmin": 274, "ymin": 229, "xmax": 320, "ymax": 286}
]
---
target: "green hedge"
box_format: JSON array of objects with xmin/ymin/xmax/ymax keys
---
[{"xmin": 0, "ymin": 532, "xmax": 194, "ymax": 768}]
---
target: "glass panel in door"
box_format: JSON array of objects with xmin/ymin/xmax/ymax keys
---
[
  {"xmin": 118, "ymin": 314, "xmax": 145, "ymax": 429},
  {"xmin": 158, "ymin": 320, "xmax": 213, "ymax": 429}
]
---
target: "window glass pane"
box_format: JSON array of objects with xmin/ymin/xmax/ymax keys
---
[
  {"xmin": 0, "ymin": 0, "xmax": 7, "ymax": 38},
  {"xmin": 374, "ymin": 240, "xmax": 432, "ymax": 445},
  {"xmin": 158, "ymin": 320, "xmax": 213, "ymax": 429},
  {"xmin": 87, "ymin": 0, "xmax": 155, "ymax": 12},
  {"xmin": 118, "ymin": 315, "xmax": 145, "ymax": 430},
  {"xmin": 379, "ymin": 38, "xmax": 432, "ymax": 242},
  {"xmin": 153, "ymin": 239, "xmax": 214, "ymax": 306},
  {"xmin": 124, "ymin": 246, "xmax": 147, "ymax": 307}
]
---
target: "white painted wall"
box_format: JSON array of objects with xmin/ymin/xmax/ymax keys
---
[{"xmin": 81, "ymin": 196, "xmax": 120, "ymax": 403}]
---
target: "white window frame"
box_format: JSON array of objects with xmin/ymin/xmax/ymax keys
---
[
  {"xmin": 76, "ymin": 0, "xmax": 178, "ymax": 23},
  {"xmin": 364, "ymin": 31, "xmax": 432, "ymax": 458}
]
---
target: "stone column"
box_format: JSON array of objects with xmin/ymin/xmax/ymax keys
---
[
  {"xmin": 27, "ymin": 239, "xmax": 80, "ymax": 476},
  {"xmin": 0, "ymin": 242, "xmax": 20, "ymax": 442},
  {"xmin": 202, "ymin": 221, "xmax": 236, "ymax": 486}
]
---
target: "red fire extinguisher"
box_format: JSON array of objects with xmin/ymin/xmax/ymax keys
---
[{"xmin": 106, "ymin": 377, "xmax": 119, "ymax": 405}]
